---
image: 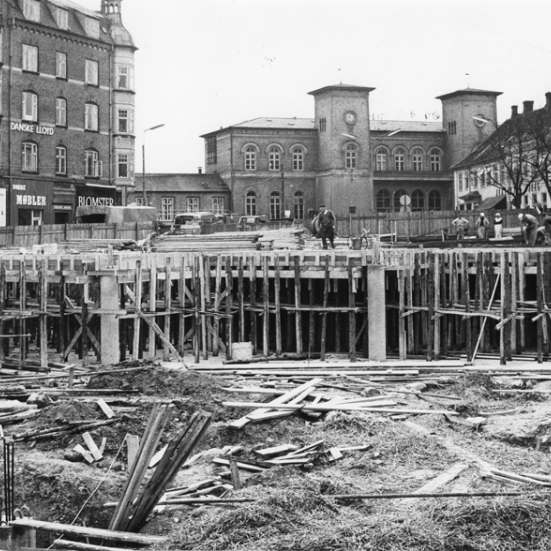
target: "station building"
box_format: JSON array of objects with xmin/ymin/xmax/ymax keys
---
[
  {"xmin": 0, "ymin": 0, "xmax": 136, "ymax": 226},
  {"xmin": 199, "ymin": 84, "xmax": 501, "ymax": 220}
]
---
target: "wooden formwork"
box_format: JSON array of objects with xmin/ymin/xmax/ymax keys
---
[{"xmin": 0, "ymin": 247, "xmax": 548, "ymax": 368}]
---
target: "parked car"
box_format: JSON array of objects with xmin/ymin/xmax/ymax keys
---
[{"xmin": 171, "ymin": 212, "xmax": 221, "ymax": 234}]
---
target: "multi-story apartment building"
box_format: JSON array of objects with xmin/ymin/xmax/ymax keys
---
[
  {"xmin": 0, "ymin": 0, "xmax": 136, "ymax": 226},
  {"xmin": 199, "ymin": 83, "xmax": 500, "ymax": 219}
]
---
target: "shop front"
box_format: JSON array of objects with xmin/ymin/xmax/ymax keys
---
[
  {"xmin": 11, "ymin": 179, "xmax": 54, "ymax": 226},
  {"xmin": 76, "ymin": 183, "xmax": 119, "ymax": 212}
]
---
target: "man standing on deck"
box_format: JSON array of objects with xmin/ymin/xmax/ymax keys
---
[
  {"xmin": 475, "ymin": 212, "xmax": 489, "ymax": 239},
  {"xmin": 317, "ymin": 205, "xmax": 336, "ymax": 250},
  {"xmin": 518, "ymin": 213, "xmax": 539, "ymax": 246}
]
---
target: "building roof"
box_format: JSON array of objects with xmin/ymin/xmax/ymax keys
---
[
  {"xmin": 48, "ymin": 0, "xmax": 102, "ymax": 19},
  {"xmin": 234, "ymin": 117, "xmax": 316, "ymax": 130},
  {"xmin": 308, "ymin": 83, "xmax": 376, "ymax": 96},
  {"xmin": 479, "ymin": 195, "xmax": 507, "ymax": 210},
  {"xmin": 435, "ymin": 88, "xmax": 502, "ymax": 101},
  {"xmin": 370, "ymin": 120, "xmax": 444, "ymax": 133},
  {"xmin": 135, "ymin": 173, "xmax": 231, "ymax": 194}
]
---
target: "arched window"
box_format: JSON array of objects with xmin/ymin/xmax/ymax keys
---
[
  {"xmin": 412, "ymin": 189, "xmax": 425, "ymax": 211},
  {"xmin": 376, "ymin": 149, "xmax": 388, "ymax": 171},
  {"xmin": 22, "ymin": 91, "xmax": 38, "ymax": 122},
  {"xmin": 85, "ymin": 102, "xmax": 99, "ymax": 131},
  {"xmin": 268, "ymin": 146, "xmax": 281, "ymax": 171},
  {"xmin": 430, "ymin": 149, "xmax": 441, "ymax": 172},
  {"xmin": 376, "ymin": 189, "xmax": 391, "ymax": 212},
  {"xmin": 428, "ymin": 190, "xmax": 442, "ymax": 211},
  {"xmin": 292, "ymin": 147, "xmax": 304, "ymax": 171},
  {"xmin": 245, "ymin": 191, "xmax": 257, "ymax": 215},
  {"xmin": 270, "ymin": 191, "xmax": 281, "ymax": 220},
  {"xmin": 22, "ymin": 141, "xmax": 38, "ymax": 172},
  {"xmin": 412, "ymin": 148, "xmax": 423, "ymax": 171},
  {"xmin": 85, "ymin": 149, "xmax": 101, "ymax": 177},
  {"xmin": 345, "ymin": 143, "xmax": 357, "ymax": 169},
  {"xmin": 394, "ymin": 189, "xmax": 408, "ymax": 211},
  {"xmin": 244, "ymin": 146, "xmax": 257, "ymax": 171},
  {"xmin": 55, "ymin": 145, "xmax": 67, "ymax": 175},
  {"xmin": 293, "ymin": 191, "xmax": 304, "ymax": 220},
  {"xmin": 394, "ymin": 148, "xmax": 405, "ymax": 171}
]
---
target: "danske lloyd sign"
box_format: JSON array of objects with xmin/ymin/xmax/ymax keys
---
[{"xmin": 11, "ymin": 122, "xmax": 54, "ymax": 135}]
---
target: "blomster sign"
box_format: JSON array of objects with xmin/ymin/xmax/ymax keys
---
[{"xmin": 11, "ymin": 122, "xmax": 54, "ymax": 135}]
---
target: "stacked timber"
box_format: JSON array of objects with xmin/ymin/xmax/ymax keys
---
[
  {"xmin": 59, "ymin": 238, "xmax": 143, "ymax": 253},
  {"xmin": 257, "ymin": 228, "xmax": 306, "ymax": 250},
  {"xmin": 151, "ymin": 232, "xmax": 261, "ymax": 252}
]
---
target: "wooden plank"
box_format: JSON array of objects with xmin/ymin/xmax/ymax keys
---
[
  {"xmin": 9, "ymin": 519, "xmax": 166, "ymax": 545},
  {"xmin": 73, "ymin": 444, "xmax": 94, "ymax": 464},
  {"xmin": 126, "ymin": 434, "xmax": 140, "ymax": 473},
  {"xmin": 82, "ymin": 432, "xmax": 102, "ymax": 461},
  {"xmin": 96, "ymin": 399, "xmax": 115, "ymax": 419}
]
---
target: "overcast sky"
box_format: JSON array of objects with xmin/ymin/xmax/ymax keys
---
[{"xmin": 78, "ymin": 0, "xmax": 551, "ymax": 174}]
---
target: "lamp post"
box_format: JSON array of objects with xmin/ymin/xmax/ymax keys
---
[{"xmin": 142, "ymin": 124, "xmax": 165, "ymax": 204}]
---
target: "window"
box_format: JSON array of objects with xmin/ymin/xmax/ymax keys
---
[
  {"xmin": 293, "ymin": 192, "xmax": 304, "ymax": 220},
  {"xmin": 85, "ymin": 103, "xmax": 98, "ymax": 131},
  {"xmin": 56, "ymin": 98, "xmax": 67, "ymax": 126},
  {"xmin": 186, "ymin": 197, "xmax": 199, "ymax": 212},
  {"xmin": 394, "ymin": 189, "xmax": 408, "ymax": 211},
  {"xmin": 56, "ymin": 8, "xmax": 68, "ymax": 29},
  {"xmin": 430, "ymin": 149, "xmax": 441, "ymax": 171},
  {"xmin": 85, "ymin": 18, "xmax": 100, "ymax": 39},
  {"xmin": 345, "ymin": 143, "xmax": 357, "ymax": 169},
  {"xmin": 85, "ymin": 59, "xmax": 99, "ymax": 85},
  {"xmin": 85, "ymin": 149, "xmax": 101, "ymax": 177},
  {"xmin": 206, "ymin": 137, "xmax": 217, "ymax": 165},
  {"xmin": 161, "ymin": 197, "xmax": 174, "ymax": 221},
  {"xmin": 56, "ymin": 52, "xmax": 67, "ymax": 78},
  {"xmin": 376, "ymin": 149, "xmax": 388, "ymax": 171},
  {"xmin": 117, "ymin": 153, "xmax": 130, "ymax": 178},
  {"xmin": 22, "ymin": 142, "xmax": 38, "ymax": 171},
  {"xmin": 411, "ymin": 190, "xmax": 425, "ymax": 211},
  {"xmin": 319, "ymin": 118, "xmax": 326, "ymax": 132},
  {"xmin": 22, "ymin": 45, "xmax": 38, "ymax": 72},
  {"xmin": 428, "ymin": 190, "xmax": 442, "ymax": 211},
  {"xmin": 412, "ymin": 148, "xmax": 423, "ymax": 171},
  {"xmin": 22, "ymin": 91, "xmax": 38, "ymax": 122},
  {"xmin": 23, "ymin": 0, "xmax": 40, "ymax": 21},
  {"xmin": 394, "ymin": 149, "xmax": 405, "ymax": 171},
  {"xmin": 269, "ymin": 191, "xmax": 281, "ymax": 220},
  {"xmin": 246, "ymin": 191, "xmax": 257, "ymax": 216},
  {"xmin": 244, "ymin": 146, "xmax": 256, "ymax": 171},
  {"xmin": 117, "ymin": 109, "xmax": 133, "ymax": 133},
  {"xmin": 55, "ymin": 146, "xmax": 67, "ymax": 175},
  {"xmin": 542, "ymin": 192, "xmax": 548, "ymax": 208},
  {"xmin": 376, "ymin": 189, "xmax": 391, "ymax": 212},
  {"xmin": 135, "ymin": 197, "xmax": 145, "ymax": 206},
  {"xmin": 292, "ymin": 148, "xmax": 304, "ymax": 171},
  {"xmin": 268, "ymin": 146, "xmax": 281, "ymax": 171},
  {"xmin": 212, "ymin": 197, "xmax": 224, "ymax": 214},
  {"xmin": 448, "ymin": 121, "xmax": 457, "ymax": 135},
  {"xmin": 117, "ymin": 65, "xmax": 133, "ymax": 89}
]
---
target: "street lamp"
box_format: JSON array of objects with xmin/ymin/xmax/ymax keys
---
[{"xmin": 142, "ymin": 124, "xmax": 165, "ymax": 204}]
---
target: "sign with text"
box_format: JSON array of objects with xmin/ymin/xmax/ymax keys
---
[{"xmin": 11, "ymin": 122, "xmax": 54, "ymax": 135}]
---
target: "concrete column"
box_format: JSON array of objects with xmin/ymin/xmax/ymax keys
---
[
  {"xmin": 100, "ymin": 273, "xmax": 120, "ymax": 366},
  {"xmin": 367, "ymin": 265, "xmax": 386, "ymax": 361}
]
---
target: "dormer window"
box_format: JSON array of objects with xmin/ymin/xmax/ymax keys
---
[
  {"xmin": 56, "ymin": 8, "xmax": 68, "ymax": 29},
  {"xmin": 23, "ymin": 0, "xmax": 40, "ymax": 22},
  {"xmin": 85, "ymin": 18, "xmax": 100, "ymax": 39}
]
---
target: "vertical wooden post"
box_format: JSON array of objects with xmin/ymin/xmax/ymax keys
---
[
  {"xmin": 499, "ymin": 252, "xmax": 506, "ymax": 365},
  {"xmin": 199, "ymin": 255, "xmax": 208, "ymax": 360},
  {"xmin": 38, "ymin": 258, "xmax": 48, "ymax": 368},
  {"xmin": 510, "ymin": 252, "xmax": 518, "ymax": 355},
  {"xmin": 132, "ymin": 260, "xmax": 142, "ymax": 360},
  {"xmin": 433, "ymin": 253, "xmax": 441, "ymax": 361},
  {"xmin": 293, "ymin": 255, "xmax": 303, "ymax": 355},
  {"xmin": 81, "ymin": 298, "xmax": 89, "ymax": 367},
  {"xmin": 0, "ymin": 263, "xmax": 5, "ymax": 366},
  {"xmin": 193, "ymin": 255, "xmax": 200, "ymax": 364},
  {"xmin": 99, "ymin": 271, "xmax": 120, "ymax": 366},
  {"xmin": 249, "ymin": 255, "xmax": 258, "ymax": 355},
  {"xmin": 225, "ymin": 256, "xmax": 233, "ymax": 361},
  {"xmin": 426, "ymin": 253, "xmax": 435, "ymax": 361},
  {"xmin": 275, "ymin": 254, "xmax": 282, "ymax": 356},
  {"xmin": 518, "ymin": 252, "xmax": 526, "ymax": 351},
  {"xmin": 462, "ymin": 252, "xmax": 472, "ymax": 362},
  {"xmin": 148, "ymin": 255, "xmax": 157, "ymax": 360},
  {"xmin": 406, "ymin": 252, "xmax": 415, "ymax": 355},
  {"xmin": 367, "ymin": 265, "xmax": 386, "ymax": 361},
  {"xmin": 238, "ymin": 256, "xmax": 245, "ymax": 343},
  {"xmin": 212, "ymin": 256, "xmax": 222, "ymax": 357},
  {"xmin": 262, "ymin": 255, "xmax": 270, "ymax": 357},
  {"xmin": 348, "ymin": 263, "xmax": 357, "ymax": 361},
  {"xmin": 164, "ymin": 257, "xmax": 172, "ymax": 361},
  {"xmin": 308, "ymin": 278, "xmax": 315, "ymax": 357},
  {"xmin": 398, "ymin": 267, "xmax": 406, "ymax": 361},
  {"xmin": 19, "ymin": 258, "xmax": 27, "ymax": 369},
  {"xmin": 320, "ymin": 256, "xmax": 329, "ymax": 361},
  {"xmin": 537, "ymin": 253, "xmax": 544, "ymax": 363}
]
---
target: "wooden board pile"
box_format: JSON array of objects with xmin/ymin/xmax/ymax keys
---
[
  {"xmin": 151, "ymin": 232, "xmax": 261, "ymax": 253},
  {"xmin": 257, "ymin": 228, "xmax": 306, "ymax": 250}
]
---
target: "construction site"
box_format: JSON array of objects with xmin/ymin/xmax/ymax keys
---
[{"xmin": 0, "ymin": 225, "xmax": 550, "ymax": 551}]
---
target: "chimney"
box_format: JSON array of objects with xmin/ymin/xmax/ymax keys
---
[
  {"xmin": 101, "ymin": 0, "xmax": 123, "ymax": 24},
  {"xmin": 198, "ymin": 167, "xmax": 203, "ymax": 174},
  {"xmin": 511, "ymin": 105, "xmax": 518, "ymax": 118},
  {"xmin": 523, "ymin": 100, "xmax": 534, "ymax": 114},
  {"xmin": 546, "ymin": 92, "xmax": 551, "ymax": 110}
]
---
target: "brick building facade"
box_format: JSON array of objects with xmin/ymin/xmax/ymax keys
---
[
  {"xmin": 200, "ymin": 84, "xmax": 502, "ymax": 219},
  {"xmin": 0, "ymin": 0, "xmax": 136, "ymax": 226}
]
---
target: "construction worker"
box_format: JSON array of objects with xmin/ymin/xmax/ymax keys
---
[
  {"xmin": 452, "ymin": 214, "xmax": 469, "ymax": 240},
  {"xmin": 518, "ymin": 213, "xmax": 539, "ymax": 246},
  {"xmin": 475, "ymin": 212, "xmax": 489, "ymax": 239},
  {"xmin": 543, "ymin": 215, "xmax": 551, "ymax": 245},
  {"xmin": 316, "ymin": 205, "xmax": 336, "ymax": 250},
  {"xmin": 493, "ymin": 213, "xmax": 503, "ymax": 239}
]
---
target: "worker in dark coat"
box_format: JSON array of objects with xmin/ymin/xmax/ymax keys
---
[
  {"xmin": 518, "ymin": 213, "xmax": 539, "ymax": 246},
  {"xmin": 316, "ymin": 205, "xmax": 336, "ymax": 250},
  {"xmin": 543, "ymin": 215, "xmax": 551, "ymax": 245},
  {"xmin": 475, "ymin": 212, "xmax": 489, "ymax": 238}
]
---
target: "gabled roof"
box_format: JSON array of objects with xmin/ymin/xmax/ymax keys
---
[
  {"xmin": 454, "ymin": 104, "xmax": 551, "ymax": 170},
  {"xmin": 136, "ymin": 173, "xmax": 230, "ymax": 194}
]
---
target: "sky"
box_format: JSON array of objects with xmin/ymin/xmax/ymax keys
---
[{"xmin": 78, "ymin": 0, "xmax": 551, "ymax": 174}]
